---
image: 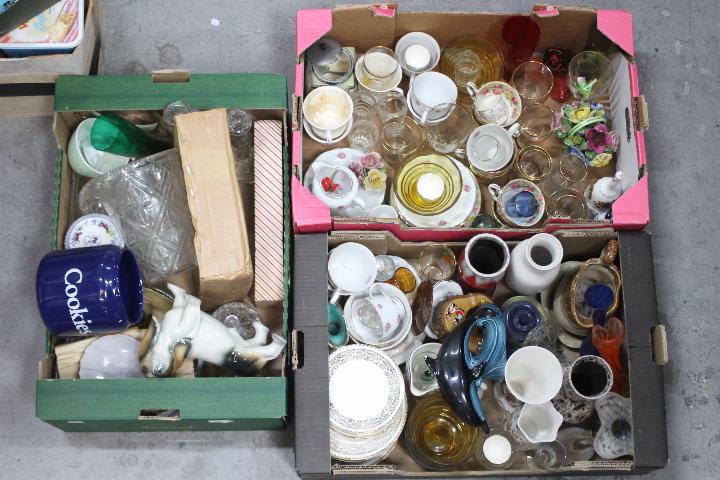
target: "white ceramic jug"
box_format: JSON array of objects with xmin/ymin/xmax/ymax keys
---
[{"xmin": 505, "ymin": 233, "xmax": 563, "ymax": 295}]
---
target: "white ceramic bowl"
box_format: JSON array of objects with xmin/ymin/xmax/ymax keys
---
[{"xmin": 395, "ymin": 32, "xmax": 441, "ymax": 76}]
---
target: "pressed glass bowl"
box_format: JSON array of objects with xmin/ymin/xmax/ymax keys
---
[{"xmin": 394, "ymin": 153, "xmax": 462, "ymax": 216}]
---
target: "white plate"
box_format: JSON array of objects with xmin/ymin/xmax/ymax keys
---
[
  {"xmin": 344, "ymin": 283, "xmax": 412, "ymax": 349},
  {"xmin": 303, "ymin": 148, "xmax": 386, "ymax": 217},
  {"xmin": 391, "ymin": 159, "xmax": 481, "ymax": 228},
  {"xmin": 79, "ymin": 334, "xmax": 143, "ymax": 379},
  {"xmin": 355, "ymin": 55, "xmax": 403, "ymax": 94},
  {"xmin": 303, "ymin": 116, "xmax": 352, "ymax": 145},
  {"xmin": 329, "ymin": 345, "xmax": 406, "ymax": 437},
  {"xmin": 331, "ymin": 397, "xmax": 407, "ymax": 462}
]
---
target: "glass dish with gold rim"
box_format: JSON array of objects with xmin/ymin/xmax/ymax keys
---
[{"xmin": 394, "ymin": 153, "xmax": 463, "ymax": 216}]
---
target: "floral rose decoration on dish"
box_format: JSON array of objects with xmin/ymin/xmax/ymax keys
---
[{"xmin": 349, "ymin": 152, "xmax": 388, "ymax": 192}]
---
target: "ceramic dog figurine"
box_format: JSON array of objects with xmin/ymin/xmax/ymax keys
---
[{"xmin": 139, "ymin": 284, "xmax": 286, "ymax": 377}]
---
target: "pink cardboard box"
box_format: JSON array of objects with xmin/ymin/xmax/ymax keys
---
[{"xmin": 291, "ymin": 4, "xmax": 650, "ymax": 241}]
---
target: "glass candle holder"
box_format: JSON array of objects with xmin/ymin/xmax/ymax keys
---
[
  {"xmin": 511, "ymin": 61, "xmax": 554, "ymax": 105},
  {"xmin": 418, "ymin": 244, "xmax": 456, "ymax": 281},
  {"xmin": 517, "ymin": 104, "xmax": 556, "ymax": 148},
  {"xmin": 516, "ymin": 145, "xmax": 552, "ymax": 182}
]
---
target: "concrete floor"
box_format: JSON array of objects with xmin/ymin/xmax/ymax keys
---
[{"xmin": 0, "ymin": 0, "xmax": 717, "ymax": 478}]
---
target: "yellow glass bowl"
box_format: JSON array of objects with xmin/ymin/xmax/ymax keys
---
[{"xmin": 394, "ymin": 154, "xmax": 462, "ymax": 216}]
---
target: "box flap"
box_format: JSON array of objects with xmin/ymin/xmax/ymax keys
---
[
  {"xmin": 291, "ymin": 176, "xmax": 332, "ymax": 233},
  {"xmin": 54, "ymin": 73, "xmax": 287, "ymax": 112},
  {"xmin": 296, "ymin": 9, "xmax": 333, "ymax": 58},
  {"xmin": 597, "ymin": 10, "xmax": 635, "ymax": 57}
]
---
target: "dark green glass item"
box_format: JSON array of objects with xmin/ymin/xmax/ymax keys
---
[{"xmin": 90, "ymin": 112, "xmax": 168, "ymax": 157}]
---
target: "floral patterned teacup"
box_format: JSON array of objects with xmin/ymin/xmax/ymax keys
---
[
  {"xmin": 488, "ymin": 179, "xmax": 545, "ymax": 228},
  {"xmin": 310, "ymin": 163, "xmax": 366, "ymax": 212},
  {"xmin": 466, "ymin": 81, "xmax": 522, "ymax": 127}
]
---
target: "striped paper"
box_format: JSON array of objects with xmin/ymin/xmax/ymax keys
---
[{"xmin": 254, "ymin": 120, "xmax": 284, "ymax": 302}]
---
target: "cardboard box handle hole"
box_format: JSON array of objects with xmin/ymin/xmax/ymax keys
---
[{"xmin": 138, "ymin": 409, "xmax": 181, "ymax": 421}]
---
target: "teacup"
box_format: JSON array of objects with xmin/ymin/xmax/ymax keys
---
[
  {"xmin": 68, "ymin": 118, "xmax": 133, "ymax": 178},
  {"xmin": 302, "ymin": 86, "xmax": 353, "ymax": 143},
  {"xmin": 463, "ymin": 125, "xmax": 517, "ymax": 178},
  {"xmin": 351, "ymin": 284, "xmax": 403, "ymax": 342},
  {"xmin": 327, "ymin": 242, "xmax": 376, "ymax": 304},
  {"xmin": 408, "ymin": 72, "xmax": 458, "ymax": 123},
  {"xmin": 466, "ymin": 81, "xmax": 522, "ymax": 127},
  {"xmin": 489, "ymin": 179, "xmax": 545, "ymax": 228},
  {"xmin": 310, "ymin": 163, "xmax": 366, "ymax": 213}
]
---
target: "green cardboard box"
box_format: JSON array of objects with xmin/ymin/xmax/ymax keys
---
[{"xmin": 36, "ymin": 71, "xmax": 290, "ymax": 432}]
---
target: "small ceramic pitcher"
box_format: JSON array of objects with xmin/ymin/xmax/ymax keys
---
[{"xmin": 311, "ymin": 163, "xmax": 366, "ymax": 213}]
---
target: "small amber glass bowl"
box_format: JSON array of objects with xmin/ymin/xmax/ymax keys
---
[{"xmin": 394, "ymin": 153, "xmax": 462, "ymax": 216}]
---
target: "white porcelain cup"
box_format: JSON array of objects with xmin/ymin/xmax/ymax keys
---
[
  {"xmin": 505, "ymin": 346, "xmax": 563, "ymax": 404},
  {"xmin": 408, "ymin": 72, "xmax": 458, "ymax": 123},
  {"xmin": 327, "ymin": 242, "xmax": 376, "ymax": 304},
  {"xmin": 369, "ymin": 204, "xmax": 399, "ymax": 219},
  {"xmin": 517, "ymin": 401, "xmax": 564, "ymax": 444},
  {"xmin": 310, "ymin": 163, "xmax": 366, "ymax": 212},
  {"xmin": 68, "ymin": 118, "xmax": 133, "ymax": 178},
  {"xmin": 303, "ymin": 86, "xmax": 354, "ymax": 143},
  {"xmin": 352, "ymin": 284, "xmax": 403, "ymax": 342},
  {"xmin": 464, "ymin": 125, "xmax": 516, "ymax": 174}
]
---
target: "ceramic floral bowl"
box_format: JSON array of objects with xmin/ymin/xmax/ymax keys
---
[{"xmin": 488, "ymin": 179, "xmax": 545, "ymax": 228}]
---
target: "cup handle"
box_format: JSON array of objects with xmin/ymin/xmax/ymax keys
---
[
  {"xmin": 389, "ymin": 87, "xmax": 404, "ymax": 95},
  {"xmin": 507, "ymin": 122, "xmax": 521, "ymax": 137},
  {"xmin": 420, "ymin": 110, "xmax": 429, "ymax": 125},
  {"xmin": 466, "ymin": 82, "xmax": 479, "ymax": 98},
  {"xmin": 409, "ymin": 74, "xmax": 417, "ymax": 92},
  {"xmin": 488, "ymin": 184, "xmax": 502, "ymax": 202},
  {"xmin": 325, "ymin": 131, "xmax": 334, "ymax": 144},
  {"xmin": 329, "ymin": 288, "xmax": 342, "ymax": 305},
  {"xmin": 454, "ymin": 148, "xmax": 466, "ymax": 159}
]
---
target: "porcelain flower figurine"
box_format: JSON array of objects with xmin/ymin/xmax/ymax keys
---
[
  {"xmin": 139, "ymin": 284, "xmax": 286, "ymax": 377},
  {"xmin": 348, "ymin": 152, "xmax": 388, "ymax": 192},
  {"xmin": 554, "ymin": 100, "xmax": 618, "ymax": 167}
]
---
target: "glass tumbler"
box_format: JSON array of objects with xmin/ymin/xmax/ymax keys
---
[
  {"xmin": 568, "ymin": 51, "xmax": 613, "ymax": 101},
  {"xmin": 516, "ymin": 145, "xmax": 552, "ymax": 182},
  {"xmin": 548, "ymin": 188, "xmax": 588, "ymax": 219},
  {"xmin": 381, "ymin": 117, "xmax": 422, "ymax": 166},
  {"xmin": 511, "ymin": 61, "xmax": 554, "ymax": 105},
  {"xmin": 228, "ymin": 109, "xmax": 255, "ymax": 183},
  {"xmin": 348, "ymin": 119, "xmax": 379, "ymax": 152},
  {"xmin": 418, "ymin": 244, "xmax": 456, "ymax": 281},
  {"xmin": 424, "ymin": 103, "xmax": 474, "ymax": 154},
  {"xmin": 360, "ymin": 46, "xmax": 400, "ymax": 91},
  {"xmin": 517, "ymin": 104, "xmax": 556, "ymax": 148},
  {"xmin": 350, "ymin": 90, "xmax": 377, "ymax": 121},
  {"xmin": 377, "ymin": 90, "xmax": 408, "ymax": 122}
]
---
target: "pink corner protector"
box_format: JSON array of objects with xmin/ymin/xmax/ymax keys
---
[
  {"xmin": 296, "ymin": 9, "xmax": 333, "ymax": 58},
  {"xmin": 612, "ymin": 176, "xmax": 649, "ymax": 230},
  {"xmin": 597, "ymin": 10, "xmax": 634, "ymax": 57},
  {"xmin": 291, "ymin": 177, "xmax": 332, "ymax": 233}
]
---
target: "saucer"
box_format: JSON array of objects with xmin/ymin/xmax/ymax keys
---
[
  {"xmin": 355, "ymin": 54, "xmax": 403, "ymax": 94},
  {"xmin": 329, "ymin": 344, "xmax": 406, "ymax": 437},
  {"xmin": 303, "ymin": 148, "xmax": 385, "ymax": 217},
  {"xmin": 493, "ymin": 179, "xmax": 545, "ymax": 228},
  {"xmin": 406, "ymin": 92, "xmax": 452, "ymax": 124},
  {"xmin": 382, "ymin": 330, "xmax": 425, "ymax": 366},
  {"xmin": 391, "ymin": 159, "xmax": 481, "ymax": 228},
  {"xmin": 303, "ymin": 116, "xmax": 352, "ymax": 145},
  {"xmin": 473, "ymin": 81, "xmax": 522, "ymax": 127},
  {"xmin": 344, "ymin": 283, "xmax": 413, "ymax": 349}
]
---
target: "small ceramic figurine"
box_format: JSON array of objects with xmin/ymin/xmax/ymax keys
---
[
  {"xmin": 554, "ymin": 100, "xmax": 619, "ymax": 167},
  {"xmin": 139, "ymin": 284, "xmax": 286, "ymax": 377},
  {"xmin": 586, "ymin": 171, "xmax": 624, "ymax": 215}
]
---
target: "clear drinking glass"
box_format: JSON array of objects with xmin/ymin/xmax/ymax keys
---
[
  {"xmin": 424, "ymin": 103, "xmax": 474, "ymax": 154},
  {"xmin": 568, "ymin": 51, "xmax": 613, "ymax": 101},
  {"xmin": 517, "ymin": 104, "xmax": 556, "ymax": 148},
  {"xmin": 516, "ymin": 145, "xmax": 552, "ymax": 182},
  {"xmin": 548, "ymin": 188, "xmax": 588, "ymax": 220},
  {"xmin": 545, "ymin": 153, "xmax": 588, "ymax": 193},
  {"xmin": 377, "ymin": 90, "xmax": 408, "ymax": 122},
  {"xmin": 511, "ymin": 61, "xmax": 554, "ymax": 105},
  {"xmin": 350, "ymin": 90, "xmax": 377, "ymax": 121},
  {"xmin": 162, "ymin": 100, "xmax": 193, "ymax": 129},
  {"xmin": 381, "ymin": 116, "xmax": 422, "ymax": 165},
  {"xmin": 528, "ymin": 441, "xmax": 568, "ymax": 470},
  {"xmin": 360, "ymin": 46, "xmax": 400, "ymax": 91},
  {"xmin": 228, "ymin": 109, "xmax": 255, "ymax": 183},
  {"xmin": 348, "ymin": 119, "xmax": 379, "ymax": 152},
  {"xmin": 418, "ymin": 245, "xmax": 456, "ymax": 281}
]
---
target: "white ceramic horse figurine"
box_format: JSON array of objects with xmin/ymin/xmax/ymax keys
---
[{"xmin": 139, "ymin": 284, "xmax": 286, "ymax": 377}]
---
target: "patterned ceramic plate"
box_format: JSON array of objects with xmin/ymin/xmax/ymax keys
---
[
  {"xmin": 303, "ymin": 148, "xmax": 386, "ymax": 217},
  {"xmin": 329, "ymin": 345, "xmax": 405, "ymax": 437},
  {"xmin": 64, "ymin": 213, "xmax": 125, "ymax": 249},
  {"xmin": 330, "ymin": 396, "xmax": 407, "ymax": 462},
  {"xmin": 391, "ymin": 159, "xmax": 480, "ymax": 228}
]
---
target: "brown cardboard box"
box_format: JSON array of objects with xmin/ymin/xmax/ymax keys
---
[{"xmin": 175, "ymin": 108, "xmax": 254, "ymax": 308}]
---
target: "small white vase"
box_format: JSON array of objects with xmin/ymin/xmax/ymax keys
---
[{"xmin": 505, "ymin": 234, "xmax": 563, "ymax": 295}]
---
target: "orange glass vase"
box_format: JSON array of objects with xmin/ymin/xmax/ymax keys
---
[{"xmin": 592, "ymin": 316, "xmax": 628, "ymax": 395}]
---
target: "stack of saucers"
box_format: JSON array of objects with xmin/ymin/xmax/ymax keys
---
[{"xmin": 329, "ymin": 345, "xmax": 407, "ymax": 464}]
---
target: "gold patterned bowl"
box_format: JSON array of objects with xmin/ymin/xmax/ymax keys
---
[{"xmin": 394, "ymin": 153, "xmax": 463, "ymax": 216}]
